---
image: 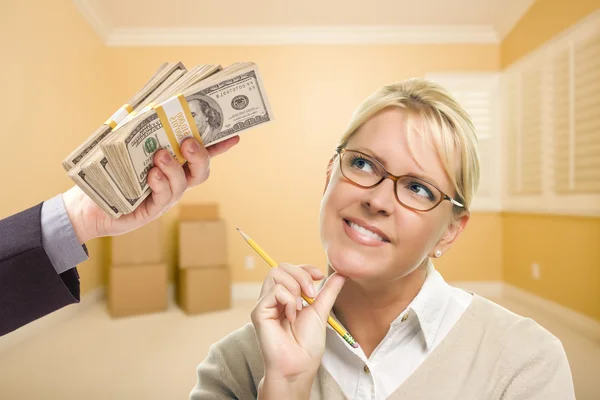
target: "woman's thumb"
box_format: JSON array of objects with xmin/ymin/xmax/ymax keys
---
[{"xmin": 312, "ymin": 273, "xmax": 348, "ymax": 322}]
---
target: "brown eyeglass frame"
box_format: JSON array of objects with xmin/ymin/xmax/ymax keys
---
[{"xmin": 336, "ymin": 147, "xmax": 465, "ymax": 212}]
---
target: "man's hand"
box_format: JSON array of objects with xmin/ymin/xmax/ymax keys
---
[{"xmin": 62, "ymin": 136, "xmax": 240, "ymax": 244}]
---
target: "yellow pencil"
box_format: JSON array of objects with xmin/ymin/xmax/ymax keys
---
[{"xmin": 236, "ymin": 228, "xmax": 359, "ymax": 349}]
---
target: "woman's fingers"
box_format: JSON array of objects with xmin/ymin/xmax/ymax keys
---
[
  {"xmin": 280, "ymin": 264, "xmax": 323, "ymax": 298},
  {"xmin": 311, "ymin": 273, "xmax": 348, "ymax": 323},
  {"xmin": 252, "ymin": 283, "xmax": 299, "ymax": 324},
  {"xmin": 260, "ymin": 268, "xmax": 301, "ymax": 299},
  {"xmin": 259, "ymin": 264, "xmax": 324, "ymax": 300}
]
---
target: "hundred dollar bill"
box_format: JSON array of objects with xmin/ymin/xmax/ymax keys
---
[
  {"xmin": 70, "ymin": 64, "xmax": 223, "ymax": 215},
  {"xmin": 102, "ymin": 62, "xmax": 273, "ymax": 199},
  {"xmin": 61, "ymin": 62, "xmax": 186, "ymax": 172}
]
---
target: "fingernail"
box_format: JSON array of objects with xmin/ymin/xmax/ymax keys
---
[
  {"xmin": 308, "ymin": 285, "xmax": 316, "ymax": 297},
  {"xmin": 187, "ymin": 140, "xmax": 200, "ymax": 154},
  {"xmin": 160, "ymin": 152, "xmax": 171, "ymax": 165},
  {"xmin": 296, "ymin": 298, "xmax": 302, "ymax": 311},
  {"xmin": 155, "ymin": 170, "xmax": 163, "ymax": 180}
]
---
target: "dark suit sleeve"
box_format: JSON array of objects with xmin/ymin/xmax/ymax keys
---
[{"xmin": 0, "ymin": 203, "xmax": 80, "ymax": 336}]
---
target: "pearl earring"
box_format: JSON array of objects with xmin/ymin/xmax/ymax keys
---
[{"xmin": 434, "ymin": 250, "xmax": 442, "ymax": 258}]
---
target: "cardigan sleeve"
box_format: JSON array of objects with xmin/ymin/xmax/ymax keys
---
[
  {"xmin": 190, "ymin": 323, "xmax": 263, "ymax": 400},
  {"xmin": 500, "ymin": 337, "xmax": 575, "ymax": 399}
]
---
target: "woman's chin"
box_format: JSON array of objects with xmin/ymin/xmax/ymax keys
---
[{"xmin": 327, "ymin": 249, "xmax": 382, "ymax": 280}]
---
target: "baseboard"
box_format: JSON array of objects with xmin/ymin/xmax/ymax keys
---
[
  {"xmin": 230, "ymin": 281, "xmax": 507, "ymax": 301},
  {"xmin": 0, "ymin": 287, "xmax": 105, "ymax": 354},
  {"xmin": 449, "ymin": 280, "xmax": 505, "ymax": 298},
  {"xmin": 167, "ymin": 283, "xmax": 176, "ymax": 306},
  {"xmin": 503, "ymin": 284, "xmax": 600, "ymax": 344},
  {"xmin": 232, "ymin": 282, "xmax": 263, "ymax": 301},
  {"xmin": 4, "ymin": 282, "xmax": 598, "ymax": 353}
]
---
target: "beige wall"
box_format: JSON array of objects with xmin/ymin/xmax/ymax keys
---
[
  {"xmin": 500, "ymin": 0, "xmax": 600, "ymax": 320},
  {"xmin": 501, "ymin": 0, "xmax": 600, "ymax": 67},
  {"xmin": 503, "ymin": 213, "xmax": 600, "ymax": 321},
  {"xmin": 0, "ymin": 0, "xmax": 502, "ymax": 294},
  {"xmin": 3, "ymin": 0, "xmax": 598, "ymax": 323},
  {"xmin": 104, "ymin": 45, "xmax": 500, "ymax": 284},
  {"xmin": 3, "ymin": 2, "xmax": 599, "ymax": 323},
  {"xmin": 435, "ymin": 213, "xmax": 503, "ymax": 282},
  {"xmin": 0, "ymin": 0, "xmax": 119, "ymax": 293}
]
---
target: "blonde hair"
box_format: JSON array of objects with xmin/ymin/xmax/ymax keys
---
[{"xmin": 336, "ymin": 78, "xmax": 480, "ymax": 212}]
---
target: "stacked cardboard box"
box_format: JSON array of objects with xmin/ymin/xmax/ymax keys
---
[
  {"xmin": 108, "ymin": 218, "xmax": 167, "ymax": 317},
  {"xmin": 177, "ymin": 203, "xmax": 231, "ymax": 315}
]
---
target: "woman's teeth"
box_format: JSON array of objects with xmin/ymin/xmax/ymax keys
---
[{"xmin": 346, "ymin": 220, "xmax": 386, "ymax": 242}]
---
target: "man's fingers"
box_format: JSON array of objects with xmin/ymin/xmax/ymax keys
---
[
  {"xmin": 139, "ymin": 168, "xmax": 172, "ymax": 218},
  {"xmin": 181, "ymin": 138, "xmax": 211, "ymax": 188},
  {"xmin": 206, "ymin": 136, "xmax": 240, "ymax": 158},
  {"xmin": 154, "ymin": 149, "xmax": 187, "ymax": 201}
]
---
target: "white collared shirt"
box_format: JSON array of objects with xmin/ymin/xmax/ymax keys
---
[{"xmin": 321, "ymin": 265, "xmax": 472, "ymax": 400}]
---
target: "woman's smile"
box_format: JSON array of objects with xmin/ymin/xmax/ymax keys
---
[{"xmin": 342, "ymin": 218, "xmax": 390, "ymax": 247}]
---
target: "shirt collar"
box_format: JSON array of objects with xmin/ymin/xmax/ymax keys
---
[
  {"xmin": 327, "ymin": 260, "xmax": 453, "ymax": 350},
  {"xmin": 392, "ymin": 260, "xmax": 452, "ymax": 349}
]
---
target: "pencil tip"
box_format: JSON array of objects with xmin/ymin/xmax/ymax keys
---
[{"xmin": 236, "ymin": 228, "xmax": 249, "ymax": 240}]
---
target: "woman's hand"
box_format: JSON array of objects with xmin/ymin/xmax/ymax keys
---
[
  {"xmin": 251, "ymin": 263, "xmax": 347, "ymax": 399},
  {"xmin": 63, "ymin": 136, "xmax": 240, "ymax": 244}
]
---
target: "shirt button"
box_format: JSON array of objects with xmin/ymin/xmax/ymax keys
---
[
  {"xmin": 401, "ymin": 314, "xmax": 409, "ymax": 322},
  {"xmin": 364, "ymin": 365, "xmax": 370, "ymax": 373}
]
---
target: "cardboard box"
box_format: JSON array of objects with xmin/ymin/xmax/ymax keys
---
[
  {"xmin": 179, "ymin": 220, "xmax": 227, "ymax": 268},
  {"xmin": 177, "ymin": 265, "xmax": 231, "ymax": 315},
  {"xmin": 179, "ymin": 203, "xmax": 219, "ymax": 221},
  {"xmin": 108, "ymin": 263, "xmax": 168, "ymax": 318},
  {"xmin": 112, "ymin": 218, "xmax": 162, "ymax": 264}
]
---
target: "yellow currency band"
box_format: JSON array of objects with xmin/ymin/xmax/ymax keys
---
[
  {"xmin": 179, "ymin": 95, "xmax": 204, "ymax": 147},
  {"xmin": 104, "ymin": 103, "xmax": 134, "ymax": 129},
  {"xmin": 153, "ymin": 94, "xmax": 202, "ymax": 164}
]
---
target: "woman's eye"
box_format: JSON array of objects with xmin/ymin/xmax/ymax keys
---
[
  {"xmin": 408, "ymin": 183, "xmax": 434, "ymax": 200},
  {"xmin": 351, "ymin": 157, "xmax": 375, "ymax": 173},
  {"xmin": 191, "ymin": 112, "xmax": 197, "ymax": 118}
]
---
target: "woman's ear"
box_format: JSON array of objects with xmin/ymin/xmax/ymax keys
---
[
  {"xmin": 431, "ymin": 211, "xmax": 470, "ymax": 258},
  {"xmin": 324, "ymin": 156, "xmax": 335, "ymax": 194}
]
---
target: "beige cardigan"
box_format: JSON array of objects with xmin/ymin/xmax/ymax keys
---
[{"xmin": 190, "ymin": 295, "xmax": 575, "ymax": 399}]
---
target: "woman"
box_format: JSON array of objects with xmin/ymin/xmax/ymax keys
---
[{"xmin": 190, "ymin": 79, "xmax": 574, "ymax": 399}]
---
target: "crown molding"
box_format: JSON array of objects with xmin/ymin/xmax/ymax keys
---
[
  {"xmin": 494, "ymin": 0, "xmax": 536, "ymax": 40},
  {"xmin": 72, "ymin": 0, "xmax": 499, "ymax": 46},
  {"xmin": 72, "ymin": 0, "xmax": 112, "ymax": 42},
  {"xmin": 104, "ymin": 25, "xmax": 499, "ymax": 46}
]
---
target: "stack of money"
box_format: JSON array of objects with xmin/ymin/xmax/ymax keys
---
[{"xmin": 64, "ymin": 61, "xmax": 273, "ymax": 218}]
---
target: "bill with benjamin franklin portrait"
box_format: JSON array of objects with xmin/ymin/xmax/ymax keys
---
[{"xmin": 64, "ymin": 62, "xmax": 273, "ymax": 218}]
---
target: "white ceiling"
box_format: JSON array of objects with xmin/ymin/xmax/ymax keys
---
[{"xmin": 74, "ymin": 0, "xmax": 535, "ymax": 45}]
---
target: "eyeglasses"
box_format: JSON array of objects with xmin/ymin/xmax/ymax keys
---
[{"xmin": 336, "ymin": 147, "xmax": 464, "ymax": 212}]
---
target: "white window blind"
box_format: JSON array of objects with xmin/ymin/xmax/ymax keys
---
[
  {"xmin": 519, "ymin": 61, "xmax": 544, "ymax": 195},
  {"xmin": 551, "ymin": 43, "xmax": 571, "ymax": 193},
  {"xmin": 572, "ymin": 29, "xmax": 600, "ymax": 193},
  {"xmin": 424, "ymin": 73, "xmax": 501, "ymax": 212},
  {"xmin": 503, "ymin": 70, "xmax": 519, "ymax": 198},
  {"xmin": 502, "ymin": 56, "xmax": 545, "ymax": 196},
  {"xmin": 504, "ymin": 9, "xmax": 600, "ymax": 216}
]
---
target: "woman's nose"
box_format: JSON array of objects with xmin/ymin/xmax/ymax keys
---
[{"xmin": 361, "ymin": 178, "xmax": 396, "ymax": 215}]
